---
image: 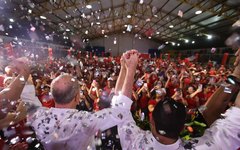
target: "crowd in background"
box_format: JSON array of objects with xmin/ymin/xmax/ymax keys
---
[{"xmin": 0, "ymin": 51, "xmax": 235, "ymax": 149}]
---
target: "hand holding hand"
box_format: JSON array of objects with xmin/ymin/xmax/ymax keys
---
[
  {"xmin": 123, "ymin": 50, "xmax": 139, "ymax": 71},
  {"xmin": 9, "ymin": 57, "xmax": 30, "ymax": 76}
]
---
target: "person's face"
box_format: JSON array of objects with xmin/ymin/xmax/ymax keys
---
[
  {"xmin": 107, "ymin": 80, "xmax": 115, "ymax": 88},
  {"xmin": 188, "ymin": 86, "xmax": 194, "ymax": 94},
  {"xmin": 155, "ymin": 83, "xmax": 162, "ymax": 89},
  {"xmin": 43, "ymin": 87, "xmax": 50, "ymax": 93}
]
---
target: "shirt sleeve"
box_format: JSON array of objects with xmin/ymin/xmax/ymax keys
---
[
  {"xmin": 21, "ymin": 84, "xmax": 42, "ymax": 107},
  {"xmin": 118, "ymin": 118, "xmax": 147, "ymax": 150},
  {"xmin": 193, "ymin": 107, "xmax": 240, "ymax": 150},
  {"xmin": 78, "ymin": 94, "xmax": 133, "ymax": 132}
]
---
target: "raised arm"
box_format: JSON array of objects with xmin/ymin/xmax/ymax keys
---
[
  {"xmin": 202, "ymin": 50, "xmax": 240, "ymax": 126},
  {"xmin": 0, "ymin": 58, "xmax": 30, "ymax": 120},
  {"xmin": 115, "ymin": 54, "xmax": 127, "ymax": 94},
  {"xmin": 122, "ymin": 50, "xmax": 139, "ymax": 98},
  {"xmin": 0, "ymin": 58, "xmax": 30, "ymax": 101}
]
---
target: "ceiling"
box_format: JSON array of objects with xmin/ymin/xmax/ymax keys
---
[{"xmin": 0, "ymin": 0, "xmax": 239, "ymax": 48}]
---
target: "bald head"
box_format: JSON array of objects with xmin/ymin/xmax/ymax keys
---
[{"xmin": 51, "ymin": 74, "xmax": 80, "ymax": 104}]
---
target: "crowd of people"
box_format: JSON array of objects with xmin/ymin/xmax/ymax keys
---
[{"xmin": 0, "ymin": 21, "xmax": 240, "ymax": 150}]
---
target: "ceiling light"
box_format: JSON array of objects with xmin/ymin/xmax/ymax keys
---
[
  {"xmin": 177, "ymin": 43, "xmax": 180, "ymax": 46},
  {"xmin": 66, "ymin": 29, "xmax": 70, "ymax": 32},
  {"xmin": 9, "ymin": 18, "xmax": 14, "ymax": 22},
  {"xmin": 127, "ymin": 15, "xmax": 131, "ymax": 18},
  {"xmin": 165, "ymin": 41, "xmax": 169, "ymax": 44},
  {"xmin": 96, "ymin": 22, "xmax": 100, "ymax": 25},
  {"xmin": 9, "ymin": 25, "xmax": 12, "ymax": 29},
  {"xmin": 156, "ymin": 31, "xmax": 160, "ymax": 34},
  {"xmin": 86, "ymin": 5, "xmax": 92, "ymax": 9},
  {"xmin": 169, "ymin": 25, "xmax": 174, "ymax": 28},
  {"xmin": 148, "ymin": 37, "xmax": 152, "ymax": 39},
  {"xmin": 40, "ymin": 16, "xmax": 47, "ymax": 19},
  {"xmin": 192, "ymin": 41, "xmax": 195, "ymax": 44},
  {"xmin": 195, "ymin": 10, "xmax": 202, "ymax": 15},
  {"xmin": 85, "ymin": 30, "xmax": 88, "ymax": 34},
  {"xmin": 123, "ymin": 31, "xmax": 126, "ymax": 33},
  {"xmin": 207, "ymin": 34, "xmax": 212, "ymax": 39},
  {"xmin": 185, "ymin": 39, "xmax": 189, "ymax": 43},
  {"xmin": 172, "ymin": 42, "xmax": 175, "ymax": 46},
  {"xmin": 139, "ymin": 0, "xmax": 144, "ymax": 4}
]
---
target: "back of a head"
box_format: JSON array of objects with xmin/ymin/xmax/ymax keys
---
[
  {"xmin": 152, "ymin": 97, "xmax": 186, "ymax": 139},
  {"xmin": 50, "ymin": 74, "xmax": 80, "ymax": 105}
]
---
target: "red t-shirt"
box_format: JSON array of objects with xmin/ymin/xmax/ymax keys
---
[
  {"xmin": 138, "ymin": 93, "xmax": 149, "ymax": 109},
  {"xmin": 185, "ymin": 94, "xmax": 199, "ymax": 109},
  {"xmin": 166, "ymin": 82, "xmax": 179, "ymax": 97},
  {"xmin": 38, "ymin": 94, "xmax": 55, "ymax": 108}
]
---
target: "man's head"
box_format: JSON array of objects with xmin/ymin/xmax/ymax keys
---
[
  {"xmin": 151, "ymin": 97, "xmax": 186, "ymax": 140},
  {"xmin": 51, "ymin": 74, "xmax": 80, "ymax": 108}
]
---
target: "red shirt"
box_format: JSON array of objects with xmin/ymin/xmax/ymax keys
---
[
  {"xmin": 38, "ymin": 94, "xmax": 55, "ymax": 108},
  {"xmin": 184, "ymin": 93, "xmax": 199, "ymax": 109},
  {"xmin": 166, "ymin": 82, "xmax": 179, "ymax": 97},
  {"xmin": 138, "ymin": 93, "xmax": 149, "ymax": 109}
]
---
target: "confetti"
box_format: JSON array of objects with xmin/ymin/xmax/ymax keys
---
[
  {"xmin": 211, "ymin": 47, "xmax": 216, "ymax": 53},
  {"xmin": 10, "ymin": 136, "xmax": 20, "ymax": 145},
  {"xmin": 140, "ymin": 112, "xmax": 145, "ymax": 121},
  {"xmin": 10, "ymin": 101, "xmax": 16, "ymax": 106},
  {"xmin": 1, "ymin": 108, "xmax": 8, "ymax": 113},
  {"xmin": 20, "ymin": 76, "xmax": 25, "ymax": 82},
  {"xmin": 158, "ymin": 44, "xmax": 165, "ymax": 50},
  {"xmin": 26, "ymin": 137, "xmax": 33, "ymax": 143},
  {"xmin": 35, "ymin": 143, "xmax": 40, "ymax": 148},
  {"xmin": 158, "ymin": 130, "xmax": 166, "ymax": 135},
  {"xmin": 30, "ymin": 25, "xmax": 36, "ymax": 32},
  {"xmin": 178, "ymin": 10, "xmax": 183, "ymax": 17}
]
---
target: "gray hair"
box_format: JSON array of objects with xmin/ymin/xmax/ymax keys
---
[{"xmin": 51, "ymin": 74, "xmax": 80, "ymax": 104}]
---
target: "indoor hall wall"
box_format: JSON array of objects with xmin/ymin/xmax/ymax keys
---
[{"xmin": 89, "ymin": 33, "xmax": 159, "ymax": 56}]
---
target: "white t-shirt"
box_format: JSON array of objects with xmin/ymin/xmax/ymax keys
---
[{"xmin": 118, "ymin": 107, "xmax": 240, "ymax": 150}]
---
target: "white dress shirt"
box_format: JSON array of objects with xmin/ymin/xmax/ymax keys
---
[
  {"xmin": 29, "ymin": 94, "xmax": 132, "ymax": 150},
  {"xmin": 118, "ymin": 107, "xmax": 240, "ymax": 150}
]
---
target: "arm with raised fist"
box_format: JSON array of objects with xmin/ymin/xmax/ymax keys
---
[{"xmin": 202, "ymin": 52, "xmax": 240, "ymax": 126}]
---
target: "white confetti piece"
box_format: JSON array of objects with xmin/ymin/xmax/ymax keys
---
[{"xmin": 178, "ymin": 10, "xmax": 183, "ymax": 17}]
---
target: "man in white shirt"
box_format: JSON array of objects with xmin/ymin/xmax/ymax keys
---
[
  {"xmin": 28, "ymin": 50, "xmax": 139, "ymax": 150},
  {"xmin": 117, "ymin": 50, "xmax": 240, "ymax": 150}
]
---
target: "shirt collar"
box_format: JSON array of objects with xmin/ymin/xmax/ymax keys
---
[{"xmin": 152, "ymin": 134, "xmax": 181, "ymax": 150}]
